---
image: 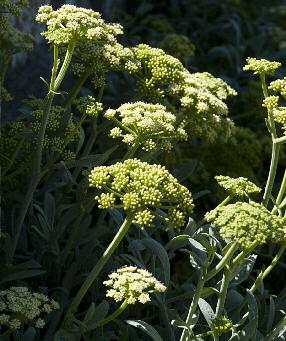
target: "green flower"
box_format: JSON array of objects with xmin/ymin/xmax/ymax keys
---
[
  {"xmin": 243, "ymin": 57, "xmax": 281, "ymax": 75},
  {"xmin": 205, "ymin": 201, "xmax": 285, "ymax": 248},
  {"xmin": 269, "ymin": 78, "xmax": 286, "ymax": 98},
  {"xmin": 105, "ymin": 101, "xmax": 187, "ymax": 151},
  {"xmin": 215, "ymin": 175, "xmax": 261, "ymax": 197},
  {"xmin": 104, "ymin": 266, "xmax": 166, "ymax": 304},
  {"xmin": 75, "ymin": 96, "xmax": 103, "ymax": 118},
  {"xmin": 211, "ymin": 316, "xmax": 233, "ymax": 334},
  {"xmin": 36, "ymin": 4, "xmax": 123, "ymax": 46},
  {"xmin": 89, "ymin": 158, "xmax": 194, "ymax": 229},
  {"xmin": 0, "ymin": 287, "xmax": 59, "ymax": 330}
]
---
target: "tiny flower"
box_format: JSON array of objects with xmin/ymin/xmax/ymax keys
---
[
  {"xmin": 215, "ymin": 175, "xmax": 261, "ymax": 197},
  {"xmin": 262, "ymin": 96, "xmax": 279, "ymax": 110},
  {"xmin": 104, "ymin": 266, "xmax": 166, "ymax": 304},
  {"xmin": 243, "ymin": 57, "xmax": 281, "ymax": 75}
]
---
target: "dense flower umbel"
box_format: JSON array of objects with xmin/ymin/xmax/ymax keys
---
[
  {"xmin": 261, "ymin": 95, "xmax": 286, "ymax": 133},
  {"xmin": 171, "ymin": 71, "xmax": 236, "ymax": 142},
  {"xmin": 105, "ymin": 102, "xmax": 187, "ymax": 151},
  {"xmin": 103, "ymin": 266, "xmax": 166, "ymax": 304},
  {"xmin": 269, "ymin": 77, "xmax": 286, "ymax": 98},
  {"xmin": 36, "ymin": 5, "xmax": 123, "ymax": 46},
  {"xmin": 243, "ymin": 57, "xmax": 281, "ymax": 75},
  {"xmin": 130, "ymin": 44, "xmax": 185, "ymax": 100},
  {"xmin": 75, "ymin": 96, "xmax": 103, "ymax": 118},
  {"xmin": 0, "ymin": 287, "xmax": 59, "ymax": 330},
  {"xmin": 205, "ymin": 201, "xmax": 286, "ymax": 248},
  {"xmin": 211, "ymin": 316, "xmax": 233, "ymax": 334},
  {"xmin": 89, "ymin": 159, "xmax": 194, "ymax": 228},
  {"xmin": 215, "ymin": 175, "xmax": 261, "ymax": 197}
]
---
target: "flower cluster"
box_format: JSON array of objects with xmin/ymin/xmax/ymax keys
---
[
  {"xmin": 172, "ymin": 71, "xmax": 236, "ymax": 142},
  {"xmin": 0, "ymin": 0, "xmax": 29, "ymax": 29},
  {"xmin": 130, "ymin": 44, "xmax": 185, "ymax": 100},
  {"xmin": 157, "ymin": 33, "xmax": 195, "ymax": 63},
  {"xmin": 89, "ymin": 158, "xmax": 194, "ymax": 229},
  {"xmin": 30, "ymin": 105, "xmax": 79, "ymax": 157},
  {"xmin": 105, "ymin": 101, "xmax": 187, "ymax": 151},
  {"xmin": 0, "ymin": 287, "xmax": 59, "ymax": 330},
  {"xmin": 261, "ymin": 96, "xmax": 286, "ymax": 133},
  {"xmin": 211, "ymin": 316, "xmax": 233, "ymax": 334},
  {"xmin": 269, "ymin": 77, "xmax": 286, "ymax": 98},
  {"xmin": 215, "ymin": 175, "xmax": 261, "ymax": 197},
  {"xmin": 36, "ymin": 5, "xmax": 123, "ymax": 46},
  {"xmin": 103, "ymin": 266, "xmax": 166, "ymax": 304},
  {"xmin": 243, "ymin": 57, "xmax": 281, "ymax": 75},
  {"xmin": 205, "ymin": 201, "xmax": 286, "ymax": 248},
  {"xmin": 75, "ymin": 96, "xmax": 103, "ymax": 118}
]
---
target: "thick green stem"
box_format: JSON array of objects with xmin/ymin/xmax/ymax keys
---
[
  {"xmin": 95, "ymin": 300, "xmax": 129, "ymax": 328},
  {"xmin": 250, "ymin": 242, "xmax": 286, "ymax": 293},
  {"xmin": 8, "ymin": 43, "xmax": 74, "ymax": 263},
  {"xmin": 272, "ymin": 169, "xmax": 286, "ymax": 214},
  {"xmin": 180, "ymin": 269, "xmax": 206, "ymax": 341},
  {"xmin": 260, "ymin": 73, "xmax": 280, "ymax": 208},
  {"xmin": 122, "ymin": 143, "xmax": 139, "ymax": 161},
  {"xmin": 215, "ymin": 269, "xmax": 231, "ymax": 317},
  {"xmin": 63, "ymin": 214, "xmax": 134, "ymax": 327},
  {"xmin": 264, "ymin": 315, "xmax": 286, "ymax": 341}
]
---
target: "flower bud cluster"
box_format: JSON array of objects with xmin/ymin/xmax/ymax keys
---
[
  {"xmin": 172, "ymin": 71, "xmax": 236, "ymax": 142},
  {"xmin": 103, "ymin": 266, "xmax": 166, "ymax": 304},
  {"xmin": 36, "ymin": 5, "xmax": 123, "ymax": 46},
  {"xmin": 261, "ymin": 95, "xmax": 286, "ymax": 133},
  {"xmin": 269, "ymin": 78, "xmax": 286, "ymax": 98},
  {"xmin": 130, "ymin": 44, "xmax": 185, "ymax": 100},
  {"xmin": 157, "ymin": 33, "xmax": 195, "ymax": 63},
  {"xmin": 0, "ymin": 0, "xmax": 29, "ymax": 29},
  {"xmin": 105, "ymin": 101, "xmax": 187, "ymax": 151},
  {"xmin": 243, "ymin": 57, "xmax": 281, "ymax": 75},
  {"xmin": 215, "ymin": 175, "xmax": 261, "ymax": 197},
  {"xmin": 211, "ymin": 316, "xmax": 233, "ymax": 334},
  {"xmin": 75, "ymin": 96, "xmax": 103, "ymax": 118},
  {"xmin": 205, "ymin": 201, "xmax": 286, "ymax": 249},
  {"xmin": 0, "ymin": 287, "xmax": 59, "ymax": 330},
  {"xmin": 89, "ymin": 158, "xmax": 194, "ymax": 229}
]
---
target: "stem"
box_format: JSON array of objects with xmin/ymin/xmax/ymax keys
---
[
  {"xmin": 274, "ymin": 135, "xmax": 286, "ymax": 144},
  {"xmin": 63, "ymin": 214, "xmax": 134, "ymax": 327},
  {"xmin": 7, "ymin": 43, "xmax": 74, "ymax": 263},
  {"xmin": 215, "ymin": 269, "xmax": 231, "ymax": 317},
  {"xmin": 260, "ymin": 73, "xmax": 280, "ymax": 208},
  {"xmin": 122, "ymin": 143, "xmax": 139, "ymax": 161},
  {"xmin": 95, "ymin": 300, "xmax": 129, "ymax": 328},
  {"xmin": 63, "ymin": 70, "xmax": 90, "ymax": 109},
  {"xmin": 264, "ymin": 315, "xmax": 286, "ymax": 341},
  {"xmin": 272, "ymin": 169, "xmax": 286, "ymax": 214},
  {"xmin": 180, "ymin": 269, "xmax": 206, "ymax": 341},
  {"xmin": 250, "ymin": 242, "xmax": 286, "ymax": 293}
]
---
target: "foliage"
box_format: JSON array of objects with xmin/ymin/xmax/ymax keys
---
[{"xmin": 1, "ymin": 2, "xmax": 286, "ymax": 341}]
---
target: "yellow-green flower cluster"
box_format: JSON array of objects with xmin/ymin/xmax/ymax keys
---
[
  {"xmin": 89, "ymin": 158, "xmax": 194, "ymax": 229},
  {"xmin": 211, "ymin": 316, "xmax": 233, "ymax": 334},
  {"xmin": 172, "ymin": 71, "xmax": 236, "ymax": 142},
  {"xmin": 157, "ymin": 33, "xmax": 195, "ymax": 63},
  {"xmin": 36, "ymin": 5, "xmax": 123, "ymax": 46},
  {"xmin": 269, "ymin": 78, "xmax": 286, "ymax": 98},
  {"xmin": 0, "ymin": 0, "xmax": 28, "ymax": 29},
  {"xmin": 30, "ymin": 105, "xmax": 79, "ymax": 155},
  {"xmin": 105, "ymin": 101, "xmax": 187, "ymax": 151},
  {"xmin": 130, "ymin": 44, "xmax": 185, "ymax": 100},
  {"xmin": 215, "ymin": 175, "xmax": 261, "ymax": 197},
  {"xmin": 205, "ymin": 201, "xmax": 286, "ymax": 248},
  {"xmin": 0, "ymin": 287, "xmax": 59, "ymax": 330},
  {"xmin": 262, "ymin": 95, "xmax": 286, "ymax": 133},
  {"xmin": 243, "ymin": 57, "xmax": 281, "ymax": 75},
  {"xmin": 75, "ymin": 96, "xmax": 103, "ymax": 118},
  {"xmin": 103, "ymin": 266, "xmax": 166, "ymax": 304}
]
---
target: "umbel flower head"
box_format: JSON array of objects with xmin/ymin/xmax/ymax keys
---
[
  {"xmin": 36, "ymin": 4, "xmax": 123, "ymax": 45},
  {"xmin": 0, "ymin": 287, "xmax": 59, "ymax": 330},
  {"xmin": 171, "ymin": 71, "xmax": 236, "ymax": 142},
  {"xmin": 129, "ymin": 44, "xmax": 185, "ymax": 100},
  {"xmin": 269, "ymin": 77, "xmax": 286, "ymax": 98},
  {"xmin": 215, "ymin": 175, "xmax": 261, "ymax": 197},
  {"xmin": 89, "ymin": 158, "xmax": 194, "ymax": 229},
  {"xmin": 75, "ymin": 96, "xmax": 103, "ymax": 118},
  {"xmin": 243, "ymin": 57, "xmax": 281, "ymax": 75},
  {"xmin": 105, "ymin": 101, "xmax": 187, "ymax": 151},
  {"xmin": 103, "ymin": 266, "xmax": 166, "ymax": 304},
  {"xmin": 205, "ymin": 201, "xmax": 286, "ymax": 249}
]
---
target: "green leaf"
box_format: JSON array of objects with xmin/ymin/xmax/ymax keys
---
[
  {"xmin": 22, "ymin": 327, "xmax": 36, "ymax": 341},
  {"xmin": 126, "ymin": 320, "xmax": 163, "ymax": 341},
  {"xmin": 84, "ymin": 300, "xmax": 109, "ymax": 329},
  {"xmin": 198, "ymin": 298, "xmax": 215, "ymax": 327}
]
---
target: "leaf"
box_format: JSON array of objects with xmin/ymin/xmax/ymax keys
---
[
  {"xmin": 231, "ymin": 254, "xmax": 257, "ymax": 286},
  {"xmin": 198, "ymin": 298, "xmax": 215, "ymax": 327},
  {"xmin": 142, "ymin": 238, "xmax": 170, "ymax": 286},
  {"xmin": 165, "ymin": 235, "xmax": 190, "ymax": 251},
  {"xmin": 188, "ymin": 238, "xmax": 208, "ymax": 267},
  {"xmin": 126, "ymin": 320, "xmax": 163, "ymax": 341},
  {"xmin": 54, "ymin": 329, "xmax": 78, "ymax": 341},
  {"xmin": 44, "ymin": 192, "xmax": 55, "ymax": 228},
  {"xmin": 84, "ymin": 300, "xmax": 109, "ymax": 330},
  {"xmin": 22, "ymin": 327, "xmax": 36, "ymax": 341}
]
